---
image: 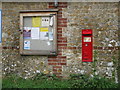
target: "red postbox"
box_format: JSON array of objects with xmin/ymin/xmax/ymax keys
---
[{"xmin": 82, "ymin": 29, "xmax": 93, "ymax": 62}]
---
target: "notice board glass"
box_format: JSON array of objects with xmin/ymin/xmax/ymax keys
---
[{"xmin": 19, "ymin": 10, "xmax": 58, "ymax": 55}]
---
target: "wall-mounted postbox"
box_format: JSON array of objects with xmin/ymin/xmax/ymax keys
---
[{"xmin": 82, "ymin": 29, "xmax": 93, "ymax": 62}]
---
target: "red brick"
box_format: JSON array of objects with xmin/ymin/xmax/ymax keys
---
[
  {"xmin": 57, "ymin": 37, "xmax": 66, "ymax": 41},
  {"xmin": 58, "ymin": 40, "xmax": 67, "ymax": 43},
  {"xmin": 59, "ymin": 63, "xmax": 66, "ymax": 65},
  {"xmin": 58, "ymin": 24, "xmax": 67, "ymax": 27},
  {"xmin": 78, "ymin": 47, "xmax": 82, "ymax": 49},
  {"xmin": 49, "ymin": 58, "xmax": 64, "ymax": 61},
  {"xmin": 108, "ymin": 47, "xmax": 114, "ymax": 49},
  {"xmin": 58, "ymin": 12, "xmax": 62, "ymax": 14},
  {"xmin": 49, "ymin": 60, "xmax": 65, "ymax": 62},
  {"xmin": 58, "ymin": 21, "xmax": 67, "ymax": 23},
  {"xmin": 57, "ymin": 28, "xmax": 62, "ymax": 30},
  {"xmin": 57, "ymin": 52, "xmax": 62, "ymax": 55},
  {"xmin": 58, "ymin": 44, "xmax": 67, "ymax": 46},
  {"xmin": 97, "ymin": 47, "xmax": 103, "ymax": 49},
  {"xmin": 56, "ymin": 60, "xmax": 63, "ymax": 62},
  {"xmin": 48, "ymin": 60, "xmax": 57, "ymax": 62},
  {"xmin": 2, "ymin": 47, "xmax": 19, "ymax": 50},
  {"xmin": 57, "ymin": 39, "xmax": 66, "ymax": 41},
  {"xmin": 58, "ymin": 23, "xmax": 67, "ymax": 25},
  {"xmin": 49, "ymin": 4, "xmax": 54, "ymax": 6},
  {"xmin": 58, "ymin": 18, "xmax": 67, "ymax": 21},
  {"xmin": 57, "ymin": 15, "xmax": 62, "ymax": 17},
  {"xmin": 49, "ymin": 6, "xmax": 54, "ymax": 8},
  {"xmin": 58, "ymin": 30, "xmax": 62, "ymax": 33},
  {"xmin": 58, "ymin": 37, "xmax": 67, "ymax": 40},
  {"xmin": 48, "ymin": 58, "xmax": 57, "ymax": 60},
  {"xmin": 58, "ymin": 9, "xmax": 62, "ymax": 11},
  {"xmin": 49, "ymin": 2, "xmax": 54, "ymax": 4},
  {"xmin": 49, "ymin": 56, "xmax": 66, "ymax": 59},
  {"xmin": 58, "ymin": 2, "xmax": 67, "ymax": 4},
  {"xmin": 53, "ymin": 68, "xmax": 57, "ymax": 72},
  {"xmin": 60, "ymin": 60, "xmax": 66, "ymax": 62},
  {"xmin": 58, "ymin": 43, "xmax": 67, "ymax": 45},
  {"xmin": 67, "ymin": 47, "xmax": 77, "ymax": 49},
  {"xmin": 58, "ymin": 56, "xmax": 66, "ymax": 58},
  {"xmin": 57, "ymin": 33, "xmax": 62, "ymax": 35},
  {"xmin": 57, "ymin": 34, "xmax": 62, "ymax": 37},
  {"xmin": 48, "ymin": 57, "xmax": 54, "ymax": 59},
  {"xmin": 57, "ymin": 40, "xmax": 62, "ymax": 43},
  {"xmin": 62, "ymin": 40, "xmax": 67, "ymax": 43},
  {"xmin": 48, "ymin": 56, "xmax": 57, "ymax": 58},
  {"xmin": 58, "ymin": 47, "xmax": 67, "ymax": 49}
]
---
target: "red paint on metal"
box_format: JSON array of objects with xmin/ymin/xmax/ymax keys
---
[{"xmin": 82, "ymin": 29, "xmax": 93, "ymax": 62}]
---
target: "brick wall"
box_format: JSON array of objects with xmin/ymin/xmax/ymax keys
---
[
  {"xmin": 2, "ymin": 2, "xmax": 120, "ymax": 82},
  {"xmin": 2, "ymin": 2, "xmax": 49, "ymax": 78},
  {"xmin": 118, "ymin": 1, "xmax": 120, "ymax": 85},
  {"xmin": 48, "ymin": 2, "xmax": 68, "ymax": 77},
  {"xmin": 61, "ymin": 2, "xmax": 119, "ymax": 80}
]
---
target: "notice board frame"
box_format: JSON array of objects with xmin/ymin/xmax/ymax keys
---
[{"xmin": 19, "ymin": 10, "xmax": 58, "ymax": 55}]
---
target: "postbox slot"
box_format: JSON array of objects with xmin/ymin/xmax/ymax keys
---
[{"xmin": 82, "ymin": 34, "xmax": 92, "ymax": 36}]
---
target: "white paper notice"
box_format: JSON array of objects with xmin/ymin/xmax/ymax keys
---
[
  {"xmin": 24, "ymin": 41, "xmax": 30, "ymax": 50},
  {"xmin": 40, "ymin": 32, "xmax": 49, "ymax": 40},
  {"xmin": 47, "ymin": 41, "xmax": 51, "ymax": 46},
  {"xmin": 31, "ymin": 27, "xmax": 40, "ymax": 39},
  {"xmin": 49, "ymin": 17, "xmax": 54, "ymax": 27},
  {"xmin": 41, "ymin": 17, "xmax": 49, "ymax": 26},
  {"xmin": 49, "ymin": 32, "xmax": 53, "ymax": 41},
  {"xmin": 24, "ymin": 27, "xmax": 32, "ymax": 31}
]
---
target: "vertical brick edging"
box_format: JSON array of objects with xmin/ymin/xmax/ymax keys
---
[{"xmin": 48, "ymin": 2, "xmax": 68, "ymax": 77}]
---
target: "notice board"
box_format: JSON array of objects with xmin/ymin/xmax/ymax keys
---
[{"xmin": 19, "ymin": 10, "xmax": 58, "ymax": 55}]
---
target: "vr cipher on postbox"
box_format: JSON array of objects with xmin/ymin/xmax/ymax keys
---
[{"xmin": 82, "ymin": 29, "xmax": 93, "ymax": 62}]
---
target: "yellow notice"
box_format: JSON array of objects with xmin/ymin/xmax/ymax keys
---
[
  {"xmin": 32, "ymin": 17, "xmax": 41, "ymax": 27},
  {"xmin": 40, "ymin": 28, "xmax": 49, "ymax": 32}
]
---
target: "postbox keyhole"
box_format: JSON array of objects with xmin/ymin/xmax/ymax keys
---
[{"xmin": 85, "ymin": 44, "xmax": 88, "ymax": 46}]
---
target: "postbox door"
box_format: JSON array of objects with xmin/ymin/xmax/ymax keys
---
[{"xmin": 82, "ymin": 43, "xmax": 92, "ymax": 62}]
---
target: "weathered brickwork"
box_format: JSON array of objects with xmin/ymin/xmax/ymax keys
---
[
  {"xmin": 2, "ymin": 2, "xmax": 120, "ymax": 82},
  {"xmin": 61, "ymin": 2, "xmax": 119, "ymax": 81},
  {"xmin": 2, "ymin": 2, "xmax": 50, "ymax": 78},
  {"xmin": 48, "ymin": 2, "xmax": 68, "ymax": 77},
  {"xmin": 118, "ymin": 2, "xmax": 120, "ymax": 85}
]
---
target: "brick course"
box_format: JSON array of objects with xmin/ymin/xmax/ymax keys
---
[{"xmin": 48, "ymin": 2, "xmax": 68, "ymax": 77}]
